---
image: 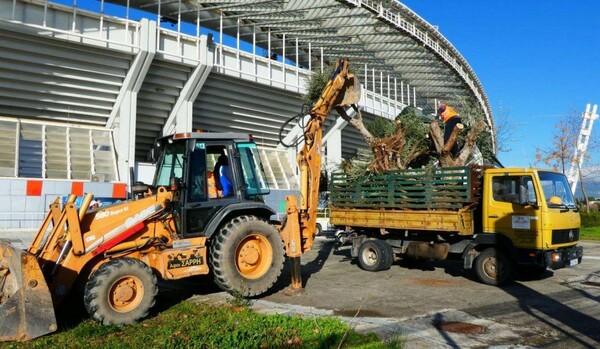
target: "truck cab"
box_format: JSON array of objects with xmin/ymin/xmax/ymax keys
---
[
  {"xmin": 149, "ymin": 132, "xmax": 275, "ymax": 237},
  {"xmin": 483, "ymin": 168, "xmax": 582, "ymax": 270}
]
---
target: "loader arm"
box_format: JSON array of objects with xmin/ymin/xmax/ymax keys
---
[
  {"xmin": 279, "ymin": 58, "xmax": 360, "ymax": 291},
  {"xmin": 0, "ymin": 189, "xmax": 175, "ymax": 341}
]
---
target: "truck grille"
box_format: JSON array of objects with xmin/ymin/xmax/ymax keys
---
[{"xmin": 552, "ymin": 228, "xmax": 579, "ymax": 244}]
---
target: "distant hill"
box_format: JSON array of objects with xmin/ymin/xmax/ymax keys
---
[
  {"xmin": 576, "ymin": 167, "xmax": 600, "ymax": 199},
  {"xmin": 577, "ymin": 178, "xmax": 600, "ymax": 199}
]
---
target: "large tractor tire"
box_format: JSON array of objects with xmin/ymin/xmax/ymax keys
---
[
  {"xmin": 84, "ymin": 258, "xmax": 158, "ymax": 325},
  {"xmin": 210, "ymin": 215, "xmax": 285, "ymax": 297},
  {"xmin": 357, "ymin": 239, "xmax": 394, "ymax": 272},
  {"xmin": 474, "ymin": 247, "xmax": 514, "ymax": 286}
]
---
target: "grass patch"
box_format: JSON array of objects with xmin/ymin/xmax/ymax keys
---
[
  {"xmin": 580, "ymin": 226, "xmax": 600, "ymax": 241},
  {"xmin": 1, "ymin": 299, "xmax": 396, "ymax": 349}
]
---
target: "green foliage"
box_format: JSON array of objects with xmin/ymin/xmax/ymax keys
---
[
  {"xmin": 303, "ymin": 62, "xmax": 360, "ymax": 105},
  {"xmin": 397, "ymin": 106, "xmax": 425, "ymax": 120},
  {"xmin": 580, "ymin": 226, "xmax": 600, "ymax": 240},
  {"xmin": 341, "ymin": 108, "xmax": 433, "ymax": 175},
  {"xmin": 340, "ymin": 148, "xmax": 374, "ymax": 178},
  {"xmin": 303, "ymin": 65, "xmax": 336, "ymax": 105},
  {"xmin": 580, "ymin": 211, "xmax": 600, "ymax": 228},
  {"xmin": 228, "ymin": 289, "xmax": 250, "ymax": 308},
  {"xmin": 365, "ymin": 116, "xmax": 395, "ymax": 138},
  {"xmin": 7, "ymin": 300, "xmax": 386, "ymax": 349},
  {"xmin": 395, "ymin": 107, "xmax": 432, "ymax": 167}
]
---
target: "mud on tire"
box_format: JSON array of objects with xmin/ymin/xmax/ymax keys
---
[
  {"xmin": 210, "ymin": 215, "xmax": 285, "ymax": 297},
  {"xmin": 84, "ymin": 258, "xmax": 158, "ymax": 325}
]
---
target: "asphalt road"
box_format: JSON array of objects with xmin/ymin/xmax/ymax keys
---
[{"xmin": 261, "ymin": 236, "xmax": 600, "ymax": 348}]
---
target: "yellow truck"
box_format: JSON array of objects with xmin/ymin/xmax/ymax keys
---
[{"xmin": 330, "ymin": 166, "xmax": 583, "ymax": 285}]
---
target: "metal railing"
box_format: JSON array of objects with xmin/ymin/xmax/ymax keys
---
[
  {"xmin": 2, "ymin": 0, "xmax": 141, "ymax": 51},
  {"xmin": 4, "ymin": 0, "xmax": 419, "ymax": 128}
]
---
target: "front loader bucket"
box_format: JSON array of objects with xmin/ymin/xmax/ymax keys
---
[
  {"xmin": 336, "ymin": 73, "xmax": 361, "ymax": 107},
  {"xmin": 0, "ymin": 242, "xmax": 57, "ymax": 342}
]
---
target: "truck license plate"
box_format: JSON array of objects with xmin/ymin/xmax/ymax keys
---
[{"xmin": 569, "ymin": 258, "xmax": 579, "ymax": 266}]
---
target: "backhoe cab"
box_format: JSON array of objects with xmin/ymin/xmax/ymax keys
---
[{"xmin": 0, "ymin": 58, "xmax": 360, "ymax": 342}]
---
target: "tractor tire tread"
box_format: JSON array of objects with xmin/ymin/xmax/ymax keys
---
[
  {"xmin": 84, "ymin": 258, "xmax": 157, "ymax": 325},
  {"xmin": 209, "ymin": 215, "xmax": 285, "ymax": 297}
]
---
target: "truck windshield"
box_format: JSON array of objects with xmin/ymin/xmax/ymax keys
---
[
  {"xmin": 236, "ymin": 142, "xmax": 270, "ymax": 196},
  {"xmin": 538, "ymin": 171, "xmax": 576, "ymax": 209}
]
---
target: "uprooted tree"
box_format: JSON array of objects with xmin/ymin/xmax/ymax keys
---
[{"xmin": 305, "ymin": 65, "xmax": 494, "ymax": 174}]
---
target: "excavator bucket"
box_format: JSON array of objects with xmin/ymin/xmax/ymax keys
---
[
  {"xmin": 336, "ymin": 73, "xmax": 361, "ymax": 107},
  {"xmin": 0, "ymin": 242, "xmax": 57, "ymax": 342}
]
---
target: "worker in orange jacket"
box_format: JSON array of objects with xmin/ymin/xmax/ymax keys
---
[{"xmin": 437, "ymin": 103, "xmax": 462, "ymax": 156}]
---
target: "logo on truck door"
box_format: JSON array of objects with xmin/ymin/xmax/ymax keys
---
[{"xmin": 512, "ymin": 216, "xmax": 532, "ymax": 230}]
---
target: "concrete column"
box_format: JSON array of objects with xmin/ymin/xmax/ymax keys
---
[
  {"xmin": 322, "ymin": 110, "xmax": 354, "ymax": 173},
  {"xmin": 325, "ymin": 128, "xmax": 342, "ymax": 173},
  {"xmin": 162, "ymin": 35, "xmax": 213, "ymax": 135},
  {"xmin": 107, "ymin": 18, "xmax": 156, "ymax": 183}
]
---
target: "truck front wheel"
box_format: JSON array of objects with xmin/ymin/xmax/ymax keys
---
[
  {"xmin": 474, "ymin": 248, "xmax": 513, "ymax": 286},
  {"xmin": 357, "ymin": 240, "xmax": 393, "ymax": 272},
  {"xmin": 210, "ymin": 215, "xmax": 285, "ymax": 297}
]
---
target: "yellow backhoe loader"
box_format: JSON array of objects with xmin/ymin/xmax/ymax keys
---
[{"xmin": 0, "ymin": 58, "xmax": 360, "ymax": 341}]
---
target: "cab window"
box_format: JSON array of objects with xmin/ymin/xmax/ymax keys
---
[
  {"xmin": 237, "ymin": 142, "xmax": 270, "ymax": 196},
  {"xmin": 155, "ymin": 142, "xmax": 185, "ymax": 187},
  {"xmin": 206, "ymin": 145, "xmax": 233, "ymax": 199},
  {"xmin": 187, "ymin": 142, "xmax": 207, "ymax": 202},
  {"xmin": 492, "ymin": 176, "xmax": 536, "ymax": 204}
]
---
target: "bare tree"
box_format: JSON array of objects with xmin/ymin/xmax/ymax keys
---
[
  {"xmin": 493, "ymin": 104, "xmax": 521, "ymax": 153},
  {"xmin": 534, "ymin": 119, "xmax": 573, "ymax": 173},
  {"xmin": 535, "ymin": 109, "xmax": 600, "ymax": 210}
]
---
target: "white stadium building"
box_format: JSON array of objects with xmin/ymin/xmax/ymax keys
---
[{"xmin": 0, "ymin": 0, "xmax": 493, "ymax": 229}]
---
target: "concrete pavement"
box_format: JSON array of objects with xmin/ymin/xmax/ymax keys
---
[
  {"xmin": 2, "ymin": 228, "xmax": 598, "ymax": 347},
  {"xmin": 259, "ymin": 237, "xmax": 600, "ymax": 348}
]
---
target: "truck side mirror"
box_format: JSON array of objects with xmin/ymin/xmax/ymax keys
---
[
  {"xmin": 518, "ymin": 185, "xmax": 528, "ymax": 205},
  {"xmin": 518, "ymin": 178, "xmax": 538, "ymax": 208}
]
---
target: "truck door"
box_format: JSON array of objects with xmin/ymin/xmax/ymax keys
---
[
  {"xmin": 485, "ymin": 174, "xmax": 542, "ymax": 249},
  {"xmin": 183, "ymin": 142, "xmax": 239, "ymax": 236}
]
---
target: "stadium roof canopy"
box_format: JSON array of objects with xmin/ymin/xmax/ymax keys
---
[{"xmin": 109, "ymin": 0, "xmax": 494, "ymax": 143}]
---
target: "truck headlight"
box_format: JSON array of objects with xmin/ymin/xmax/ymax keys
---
[{"xmin": 552, "ymin": 253, "xmax": 561, "ymax": 262}]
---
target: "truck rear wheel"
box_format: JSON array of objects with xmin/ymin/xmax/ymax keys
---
[
  {"xmin": 357, "ymin": 239, "xmax": 393, "ymax": 272},
  {"xmin": 210, "ymin": 215, "xmax": 285, "ymax": 297},
  {"xmin": 84, "ymin": 258, "xmax": 158, "ymax": 325},
  {"xmin": 475, "ymin": 248, "xmax": 513, "ymax": 286}
]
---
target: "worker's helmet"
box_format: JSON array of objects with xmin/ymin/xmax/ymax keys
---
[
  {"xmin": 437, "ymin": 103, "xmax": 447, "ymax": 117},
  {"xmin": 548, "ymin": 195, "xmax": 562, "ymax": 206}
]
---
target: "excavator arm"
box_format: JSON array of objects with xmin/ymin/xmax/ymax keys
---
[{"xmin": 279, "ymin": 58, "xmax": 361, "ymax": 291}]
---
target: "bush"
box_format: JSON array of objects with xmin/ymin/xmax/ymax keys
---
[{"xmin": 580, "ymin": 211, "xmax": 600, "ymax": 227}]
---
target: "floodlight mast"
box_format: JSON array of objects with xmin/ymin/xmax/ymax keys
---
[{"xmin": 567, "ymin": 103, "xmax": 599, "ymax": 194}]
